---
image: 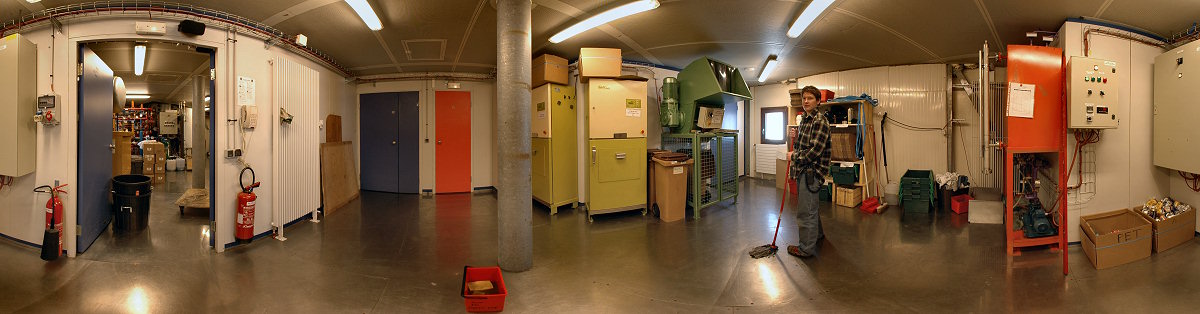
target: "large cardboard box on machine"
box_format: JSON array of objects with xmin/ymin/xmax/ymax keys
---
[
  {"xmin": 1134, "ymin": 204, "xmax": 1197, "ymax": 253},
  {"xmin": 1080, "ymin": 208, "xmax": 1152, "ymax": 269},
  {"xmin": 579, "ymin": 48, "xmax": 621, "ymax": 80},
  {"xmin": 532, "ymin": 54, "xmax": 568, "ymax": 87}
]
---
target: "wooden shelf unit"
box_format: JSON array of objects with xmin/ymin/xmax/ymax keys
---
[{"xmin": 787, "ymin": 99, "xmax": 880, "ymax": 199}]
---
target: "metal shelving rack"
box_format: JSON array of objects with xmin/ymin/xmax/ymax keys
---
[{"xmin": 788, "ymin": 99, "xmax": 880, "ymax": 203}]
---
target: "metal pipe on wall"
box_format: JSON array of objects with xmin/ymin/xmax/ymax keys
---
[{"xmin": 495, "ymin": 0, "xmax": 532, "ymax": 272}]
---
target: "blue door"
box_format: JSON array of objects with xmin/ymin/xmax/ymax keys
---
[
  {"xmin": 77, "ymin": 46, "xmax": 115, "ymax": 253},
  {"xmin": 359, "ymin": 92, "xmax": 420, "ymax": 193}
]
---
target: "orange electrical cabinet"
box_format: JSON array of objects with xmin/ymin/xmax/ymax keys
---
[{"xmin": 1005, "ymin": 45, "xmax": 1065, "ymax": 151}]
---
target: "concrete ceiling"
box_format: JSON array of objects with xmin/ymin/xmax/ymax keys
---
[
  {"xmin": 88, "ymin": 41, "xmax": 211, "ymax": 104},
  {"xmin": 7, "ymin": 0, "xmax": 1200, "ymax": 84}
]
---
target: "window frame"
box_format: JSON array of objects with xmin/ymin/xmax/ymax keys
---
[{"xmin": 761, "ymin": 106, "xmax": 788, "ymax": 145}]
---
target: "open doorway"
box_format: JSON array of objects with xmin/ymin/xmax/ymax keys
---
[{"xmin": 76, "ymin": 40, "xmax": 216, "ymax": 253}]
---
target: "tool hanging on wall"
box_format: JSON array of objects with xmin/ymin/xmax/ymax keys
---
[
  {"xmin": 236, "ymin": 167, "xmax": 260, "ymax": 244},
  {"xmin": 35, "ymin": 183, "xmax": 68, "ymax": 261},
  {"xmin": 280, "ymin": 107, "xmax": 294, "ymax": 125}
]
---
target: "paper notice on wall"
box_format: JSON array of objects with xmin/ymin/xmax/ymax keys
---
[
  {"xmin": 626, "ymin": 109, "xmax": 641, "ymax": 117},
  {"xmin": 1007, "ymin": 83, "xmax": 1035, "ymax": 118},
  {"xmin": 237, "ymin": 76, "xmax": 256, "ymax": 105}
]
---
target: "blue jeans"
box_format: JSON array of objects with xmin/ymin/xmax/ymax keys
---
[{"xmin": 794, "ymin": 178, "xmax": 824, "ymax": 255}]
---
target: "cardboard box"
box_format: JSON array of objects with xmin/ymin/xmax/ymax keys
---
[
  {"xmin": 579, "ymin": 48, "xmax": 621, "ymax": 79},
  {"xmin": 155, "ymin": 165, "xmax": 166, "ymax": 174},
  {"xmin": 775, "ymin": 158, "xmax": 788, "ymax": 190},
  {"xmin": 1134, "ymin": 205, "xmax": 1197, "ymax": 253},
  {"xmin": 532, "ymin": 54, "xmax": 568, "ymax": 87},
  {"xmin": 1081, "ymin": 209, "xmax": 1153, "ymax": 269},
  {"xmin": 153, "ymin": 175, "xmax": 166, "ymax": 184},
  {"xmin": 142, "ymin": 142, "xmax": 165, "ymax": 155},
  {"xmin": 834, "ymin": 185, "xmax": 863, "ymax": 208}
]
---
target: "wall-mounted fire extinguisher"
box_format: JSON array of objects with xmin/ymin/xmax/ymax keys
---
[
  {"xmin": 35, "ymin": 183, "xmax": 67, "ymax": 261},
  {"xmin": 236, "ymin": 167, "xmax": 260, "ymax": 244}
]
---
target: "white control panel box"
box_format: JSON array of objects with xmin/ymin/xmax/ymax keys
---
[
  {"xmin": 1067, "ymin": 56, "xmax": 1119, "ymax": 129},
  {"xmin": 1153, "ymin": 40, "xmax": 1200, "ymax": 173}
]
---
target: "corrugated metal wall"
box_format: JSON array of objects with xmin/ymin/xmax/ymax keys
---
[
  {"xmin": 793, "ymin": 64, "xmax": 949, "ymax": 184},
  {"xmin": 276, "ymin": 58, "xmax": 321, "ymax": 224}
]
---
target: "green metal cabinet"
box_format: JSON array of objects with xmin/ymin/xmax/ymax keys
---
[
  {"xmin": 530, "ymin": 84, "xmax": 577, "ymax": 214},
  {"xmin": 587, "ymin": 138, "xmax": 647, "ymax": 221}
]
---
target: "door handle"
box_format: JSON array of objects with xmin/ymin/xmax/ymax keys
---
[
  {"xmin": 437, "ymin": 140, "xmax": 443, "ymax": 144},
  {"xmin": 591, "ymin": 147, "xmax": 597, "ymax": 165},
  {"xmin": 615, "ymin": 153, "xmax": 626, "ymax": 160},
  {"xmin": 392, "ymin": 141, "xmax": 397, "ymax": 145},
  {"xmin": 109, "ymin": 143, "xmax": 116, "ymax": 153}
]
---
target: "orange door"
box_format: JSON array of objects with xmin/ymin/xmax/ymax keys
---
[{"xmin": 436, "ymin": 91, "xmax": 472, "ymax": 193}]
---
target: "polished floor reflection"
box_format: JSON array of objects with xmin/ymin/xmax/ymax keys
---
[{"xmin": 1, "ymin": 172, "xmax": 1198, "ymax": 312}]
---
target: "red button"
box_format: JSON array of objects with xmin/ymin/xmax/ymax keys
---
[{"xmin": 1102, "ymin": 78, "xmax": 1107, "ymax": 83}]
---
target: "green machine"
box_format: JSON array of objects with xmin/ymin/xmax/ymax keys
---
[
  {"xmin": 660, "ymin": 57, "xmax": 752, "ymax": 218},
  {"xmin": 531, "ymin": 84, "xmax": 578, "ymax": 214}
]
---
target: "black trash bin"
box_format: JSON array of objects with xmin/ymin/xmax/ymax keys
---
[{"xmin": 112, "ymin": 175, "xmax": 152, "ymax": 233}]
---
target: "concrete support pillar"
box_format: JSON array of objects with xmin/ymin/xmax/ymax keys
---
[
  {"xmin": 495, "ymin": 0, "xmax": 533, "ymax": 272},
  {"xmin": 192, "ymin": 76, "xmax": 206, "ymax": 189}
]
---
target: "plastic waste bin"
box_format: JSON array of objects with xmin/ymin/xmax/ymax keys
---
[{"xmin": 112, "ymin": 175, "xmax": 152, "ymax": 233}]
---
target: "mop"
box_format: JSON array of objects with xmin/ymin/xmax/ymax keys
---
[{"xmin": 750, "ymin": 159, "xmax": 791, "ymax": 259}]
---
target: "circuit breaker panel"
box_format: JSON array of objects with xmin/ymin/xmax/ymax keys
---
[
  {"xmin": 0, "ymin": 34, "xmax": 37, "ymax": 177},
  {"xmin": 1153, "ymin": 40, "xmax": 1200, "ymax": 174},
  {"xmin": 1066, "ymin": 56, "xmax": 1119, "ymax": 129}
]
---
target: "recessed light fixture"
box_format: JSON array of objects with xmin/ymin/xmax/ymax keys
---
[
  {"xmin": 757, "ymin": 56, "xmax": 779, "ymax": 83},
  {"xmin": 550, "ymin": 0, "xmax": 660, "ymax": 43},
  {"xmin": 345, "ymin": 0, "xmax": 383, "ymax": 31},
  {"xmin": 134, "ymin": 44, "xmax": 146, "ymax": 76},
  {"xmin": 786, "ymin": 0, "xmax": 834, "ymax": 38},
  {"xmin": 127, "ymin": 94, "xmax": 151, "ymax": 99}
]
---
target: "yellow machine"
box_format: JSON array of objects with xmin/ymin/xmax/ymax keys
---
[
  {"xmin": 585, "ymin": 78, "xmax": 649, "ymax": 222},
  {"xmin": 531, "ymin": 84, "xmax": 578, "ymax": 214}
]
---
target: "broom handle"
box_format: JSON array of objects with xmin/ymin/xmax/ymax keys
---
[{"xmin": 770, "ymin": 159, "xmax": 791, "ymax": 247}]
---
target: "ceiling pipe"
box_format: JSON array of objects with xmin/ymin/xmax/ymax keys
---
[{"xmin": 354, "ymin": 72, "xmax": 495, "ymax": 84}]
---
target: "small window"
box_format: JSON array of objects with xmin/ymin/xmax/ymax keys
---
[{"xmin": 761, "ymin": 107, "xmax": 787, "ymax": 145}]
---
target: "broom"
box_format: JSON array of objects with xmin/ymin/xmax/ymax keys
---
[{"xmin": 750, "ymin": 159, "xmax": 791, "ymax": 259}]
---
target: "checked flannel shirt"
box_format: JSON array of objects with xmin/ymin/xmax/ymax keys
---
[{"xmin": 790, "ymin": 108, "xmax": 832, "ymax": 183}]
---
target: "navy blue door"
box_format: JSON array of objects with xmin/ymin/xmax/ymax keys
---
[
  {"xmin": 77, "ymin": 46, "xmax": 115, "ymax": 253},
  {"xmin": 360, "ymin": 92, "xmax": 419, "ymax": 193}
]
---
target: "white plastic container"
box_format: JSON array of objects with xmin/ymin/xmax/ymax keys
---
[{"xmin": 884, "ymin": 182, "xmax": 900, "ymax": 205}]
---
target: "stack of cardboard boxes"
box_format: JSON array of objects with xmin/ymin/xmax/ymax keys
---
[{"xmin": 142, "ymin": 142, "xmax": 167, "ymax": 184}]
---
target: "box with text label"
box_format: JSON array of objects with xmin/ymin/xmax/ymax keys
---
[{"xmin": 1080, "ymin": 208, "xmax": 1152, "ymax": 269}]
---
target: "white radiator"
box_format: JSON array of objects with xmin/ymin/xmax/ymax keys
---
[
  {"xmin": 755, "ymin": 144, "xmax": 786, "ymax": 175},
  {"xmin": 275, "ymin": 58, "xmax": 321, "ymax": 226}
]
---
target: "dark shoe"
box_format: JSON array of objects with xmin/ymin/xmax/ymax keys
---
[{"xmin": 787, "ymin": 245, "xmax": 814, "ymax": 258}]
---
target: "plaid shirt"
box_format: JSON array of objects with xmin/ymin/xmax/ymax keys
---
[{"xmin": 790, "ymin": 108, "xmax": 831, "ymax": 182}]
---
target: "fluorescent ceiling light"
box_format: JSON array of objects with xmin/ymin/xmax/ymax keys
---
[
  {"xmin": 550, "ymin": 0, "xmax": 660, "ymax": 43},
  {"xmin": 345, "ymin": 0, "xmax": 383, "ymax": 31},
  {"xmin": 127, "ymin": 94, "xmax": 151, "ymax": 99},
  {"xmin": 26, "ymin": 0, "xmax": 41, "ymax": 3},
  {"xmin": 758, "ymin": 57, "xmax": 779, "ymax": 83},
  {"xmin": 786, "ymin": 0, "xmax": 834, "ymax": 38},
  {"xmin": 134, "ymin": 44, "xmax": 146, "ymax": 76}
]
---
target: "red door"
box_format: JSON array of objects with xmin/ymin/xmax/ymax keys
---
[{"xmin": 436, "ymin": 91, "xmax": 472, "ymax": 193}]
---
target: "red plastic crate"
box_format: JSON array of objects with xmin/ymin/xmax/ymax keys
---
[
  {"xmin": 462, "ymin": 266, "xmax": 508, "ymax": 312},
  {"xmin": 950, "ymin": 194, "xmax": 972, "ymax": 214}
]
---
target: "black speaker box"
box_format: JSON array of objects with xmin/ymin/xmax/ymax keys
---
[{"xmin": 178, "ymin": 20, "xmax": 206, "ymax": 36}]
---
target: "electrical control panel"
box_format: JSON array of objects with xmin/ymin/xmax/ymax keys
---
[
  {"xmin": 1153, "ymin": 39, "xmax": 1200, "ymax": 173},
  {"xmin": 0, "ymin": 34, "xmax": 37, "ymax": 177},
  {"xmin": 1067, "ymin": 56, "xmax": 1118, "ymax": 129}
]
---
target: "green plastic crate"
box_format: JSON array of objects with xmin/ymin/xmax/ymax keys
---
[
  {"xmin": 830, "ymin": 164, "xmax": 859, "ymax": 185},
  {"xmin": 900, "ymin": 169, "xmax": 935, "ymax": 200}
]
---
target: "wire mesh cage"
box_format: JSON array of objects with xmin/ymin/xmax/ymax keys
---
[{"xmin": 662, "ymin": 133, "xmax": 738, "ymax": 217}]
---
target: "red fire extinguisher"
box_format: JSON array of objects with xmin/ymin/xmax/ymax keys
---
[
  {"xmin": 35, "ymin": 184, "xmax": 67, "ymax": 260},
  {"xmin": 236, "ymin": 167, "xmax": 260, "ymax": 244}
]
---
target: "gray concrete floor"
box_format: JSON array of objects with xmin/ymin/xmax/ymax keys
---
[{"xmin": 1, "ymin": 171, "xmax": 1198, "ymax": 313}]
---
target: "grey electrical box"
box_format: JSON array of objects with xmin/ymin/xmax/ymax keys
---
[
  {"xmin": 1067, "ymin": 56, "xmax": 1119, "ymax": 129},
  {"xmin": 1154, "ymin": 39, "xmax": 1200, "ymax": 173},
  {"xmin": 0, "ymin": 33, "xmax": 37, "ymax": 177}
]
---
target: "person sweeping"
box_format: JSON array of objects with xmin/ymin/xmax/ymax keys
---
[
  {"xmin": 787, "ymin": 85, "xmax": 831, "ymax": 258},
  {"xmin": 749, "ymin": 86, "xmax": 831, "ymax": 259}
]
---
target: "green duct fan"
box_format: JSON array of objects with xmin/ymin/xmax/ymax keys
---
[{"xmin": 664, "ymin": 57, "xmax": 753, "ymax": 134}]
